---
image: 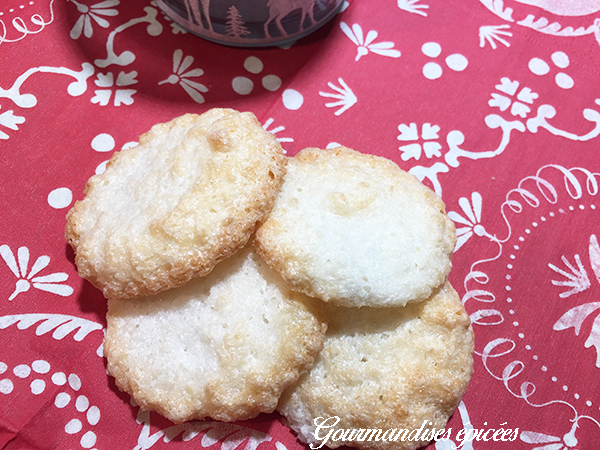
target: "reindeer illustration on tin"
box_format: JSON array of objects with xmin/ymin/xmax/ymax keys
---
[
  {"xmin": 264, "ymin": 0, "xmax": 317, "ymax": 38},
  {"xmin": 161, "ymin": 0, "xmax": 341, "ymax": 45},
  {"xmin": 184, "ymin": 0, "xmax": 213, "ymax": 31}
]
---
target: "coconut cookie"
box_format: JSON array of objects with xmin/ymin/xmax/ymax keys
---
[
  {"xmin": 65, "ymin": 109, "xmax": 286, "ymax": 300},
  {"xmin": 277, "ymin": 282, "xmax": 474, "ymax": 450},
  {"xmin": 254, "ymin": 146, "xmax": 456, "ymax": 308},
  {"xmin": 104, "ymin": 245, "xmax": 327, "ymax": 424}
]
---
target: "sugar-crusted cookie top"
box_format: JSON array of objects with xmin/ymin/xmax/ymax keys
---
[
  {"xmin": 254, "ymin": 146, "xmax": 456, "ymax": 307},
  {"xmin": 65, "ymin": 109, "xmax": 286, "ymax": 300},
  {"xmin": 278, "ymin": 282, "xmax": 474, "ymax": 450},
  {"xmin": 104, "ymin": 245, "xmax": 326, "ymax": 423}
]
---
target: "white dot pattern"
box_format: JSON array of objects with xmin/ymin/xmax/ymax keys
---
[{"xmin": 500, "ymin": 202, "xmax": 599, "ymax": 407}]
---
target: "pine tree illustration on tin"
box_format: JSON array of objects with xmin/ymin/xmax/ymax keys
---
[{"xmin": 226, "ymin": 5, "xmax": 250, "ymax": 39}]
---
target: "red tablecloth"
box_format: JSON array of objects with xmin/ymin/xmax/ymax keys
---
[{"xmin": 2, "ymin": 0, "xmax": 600, "ymax": 449}]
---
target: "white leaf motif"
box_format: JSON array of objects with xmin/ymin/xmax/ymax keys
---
[
  {"xmin": 133, "ymin": 409, "xmax": 272, "ymax": 450},
  {"xmin": 116, "ymin": 71, "xmax": 138, "ymax": 87},
  {"xmin": 479, "ymin": 0, "xmax": 514, "ymax": 21},
  {"xmin": 399, "ymin": 143, "xmax": 421, "ymax": 161},
  {"xmin": 495, "ymin": 77, "xmax": 519, "ymax": 95},
  {"xmin": 553, "ymin": 302, "xmax": 600, "ymax": 335},
  {"xmin": 340, "ymin": 22, "xmax": 401, "ymax": 61},
  {"xmin": 584, "ymin": 315, "xmax": 600, "ymax": 367},
  {"xmin": 585, "ymin": 314, "xmax": 600, "ymax": 367},
  {"xmin": 517, "ymin": 14, "xmax": 588, "ymax": 37},
  {"xmin": 0, "ymin": 110, "xmax": 26, "ymax": 131},
  {"xmin": 520, "ymin": 430, "xmax": 561, "ymax": 444},
  {"xmin": 91, "ymin": 89, "xmax": 112, "ymax": 106},
  {"xmin": 89, "ymin": 12, "xmax": 111, "ymax": 28},
  {"xmin": 397, "ymin": 0, "xmax": 429, "ymax": 17},
  {"xmin": 397, "ymin": 123, "xmax": 419, "ymax": 141},
  {"xmin": 262, "ymin": 118, "xmax": 293, "ymax": 144},
  {"xmin": 479, "ymin": 25, "xmax": 512, "ymax": 49},
  {"xmin": 489, "ymin": 93, "xmax": 511, "ymax": 111},
  {"xmin": 181, "ymin": 81, "xmax": 207, "ymax": 104},
  {"xmin": 319, "ymin": 78, "xmax": 357, "ymax": 116},
  {"xmin": 95, "ymin": 72, "xmax": 113, "ymax": 87},
  {"xmin": 589, "ymin": 234, "xmax": 600, "ymax": 284},
  {"xmin": 516, "ymin": 87, "xmax": 538, "ymax": 104},
  {"xmin": 0, "ymin": 314, "xmax": 103, "ymax": 342},
  {"xmin": 549, "ymin": 254, "xmax": 591, "ymax": 298},
  {"xmin": 114, "ymin": 89, "xmax": 136, "ymax": 106},
  {"xmin": 510, "ymin": 101, "xmax": 531, "ymax": 118},
  {"xmin": 421, "ymin": 123, "xmax": 440, "ymax": 140},
  {"xmin": 423, "ymin": 141, "xmax": 442, "ymax": 158}
]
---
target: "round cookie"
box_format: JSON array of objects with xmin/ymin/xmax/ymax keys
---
[
  {"xmin": 66, "ymin": 108, "xmax": 286, "ymax": 300},
  {"xmin": 104, "ymin": 245, "xmax": 327, "ymax": 424},
  {"xmin": 254, "ymin": 146, "xmax": 456, "ymax": 308},
  {"xmin": 277, "ymin": 282, "xmax": 474, "ymax": 450}
]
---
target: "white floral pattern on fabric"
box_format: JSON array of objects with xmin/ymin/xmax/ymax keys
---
[
  {"xmin": 552, "ymin": 234, "xmax": 600, "ymax": 367},
  {"xmin": 232, "ymin": 56, "xmax": 282, "ymax": 96},
  {"xmin": 397, "ymin": 0, "xmax": 429, "ymax": 17},
  {"xmin": 0, "ymin": 246, "xmax": 74, "ymax": 300},
  {"xmin": 262, "ymin": 117, "xmax": 293, "ymax": 146},
  {"xmin": 0, "ymin": 0, "xmax": 56, "ymax": 44},
  {"xmin": 319, "ymin": 78, "xmax": 357, "ymax": 116},
  {"xmin": 3, "ymin": 0, "xmax": 600, "ymax": 447},
  {"xmin": 0, "ymin": 356, "xmax": 104, "ymax": 447},
  {"xmin": 158, "ymin": 49, "xmax": 208, "ymax": 103},
  {"xmin": 421, "ymin": 42, "xmax": 468, "ymax": 80},
  {"xmin": 489, "ymin": 78, "xmax": 538, "ymax": 118},
  {"xmin": 0, "ymin": 314, "xmax": 102, "ymax": 340},
  {"xmin": 94, "ymin": 6, "xmax": 163, "ymax": 68},
  {"xmin": 480, "ymin": 0, "xmax": 600, "ymax": 39},
  {"xmin": 91, "ymin": 71, "xmax": 137, "ymax": 106},
  {"xmin": 0, "ymin": 63, "xmax": 95, "ymax": 108},
  {"xmin": 479, "ymin": 25, "xmax": 512, "ymax": 49},
  {"xmin": 340, "ymin": 22, "xmax": 401, "ymax": 61},
  {"xmin": 0, "ymin": 108, "xmax": 25, "ymax": 140},
  {"xmin": 69, "ymin": 0, "xmax": 119, "ymax": 40},
  {"xmin": 398, "ymin": 122, "xmax": 442, "ymax": 161},
  {"xmin": 521, "ymin": 420, "xmax": 582, "ymax": 450},
  {"xmin": 131, "ymin": 409, "xmax": 273, "ymax": 450},
  {"xmin": 459, "ymin": 165, "xmax": 600, "ymax": 444},
  {"xmin": 448, "ymin": 192, "xmax": 496, "ymax": 252}
]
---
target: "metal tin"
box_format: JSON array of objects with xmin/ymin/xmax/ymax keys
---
[{"xmin": 156, "ymin": 0, "xmax": 344, "ymax": 47}]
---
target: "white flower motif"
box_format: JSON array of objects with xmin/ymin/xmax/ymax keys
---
[
  {"xmin": 69, "ymin": 0, "xmax": 119, "ymax": 39},
  {"xmin": 397, "ymin": 122, "xmax": 442, "ymax": 161},
  {"xmin": 0, "ymin": 245, "xmax": 74, "ymax": 301},
  {"xmin": 262, "ymin": 118, "xmax": 293, "ymax": 147},
  {"xmin": 340, "ymin": 22, "xmax": 401, "ymax": 61},
  {"xmin": 479, "ymin": 25, "xmax": 512, "ymax": 49},
  {"xmin": 489, "ymin": 77, "xmax": 538, "ymax": 118},
  {"xmin": 0, "ymin": 108, "xmax": 26, "ymax": 140},
  {"xmin": 319, "ymin": 78, "xmax": 357, "ymax": 116},
  {"xmin": 552, "ymin": 234, "xmax": 600, "ymax": 367},
  {"xmin": 397, "ymin": 0, "xmax": 429, "ymax": 16},
  {"xmin": 158, "ymin": 50, "xmax": 207, "ymax": 104},
  {"xmin": 447, "ymin": 192, "xmax": 492, "ymax": 251},
  {"xmin": 91, "ymin": 71, "xmax": 137, "ymax": 106}
]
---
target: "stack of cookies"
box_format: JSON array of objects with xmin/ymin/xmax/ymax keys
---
[{"xmin": 65, "ymin": 108, "xmax": 474, "ymax": 450}]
